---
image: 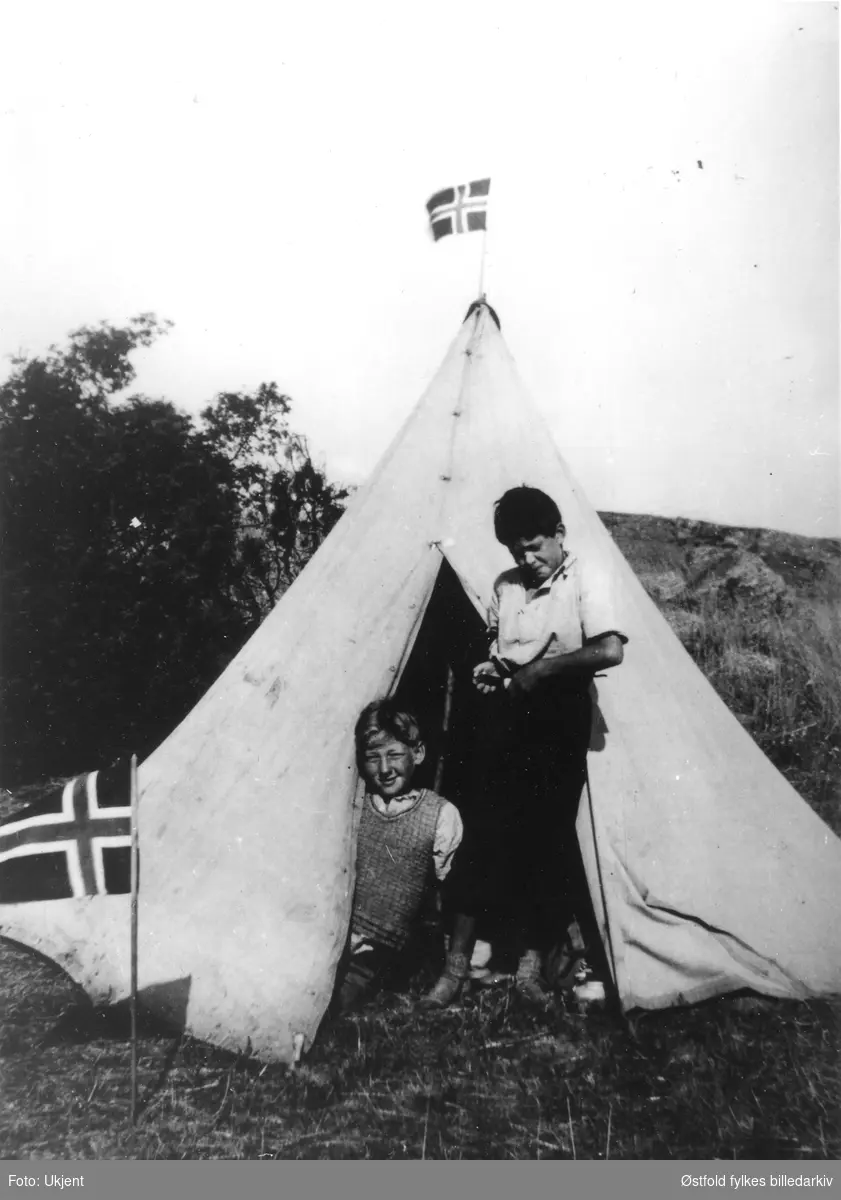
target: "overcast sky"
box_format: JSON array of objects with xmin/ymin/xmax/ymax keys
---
[{"xmin": 1, "ymin": 2, "xmax": 837, "ymax": 536}]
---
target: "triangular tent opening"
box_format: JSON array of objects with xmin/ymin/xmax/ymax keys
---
[
  {"xmin": 2, "ymin": 301, "xmax": 840, "ymax": 1064},
  {"xmin": 392, "ymin": 557, "xmax": 486, "ymax": 798}
]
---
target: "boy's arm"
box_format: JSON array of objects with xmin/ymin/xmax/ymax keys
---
[
  {"xmin": 486, "ymin": 582, "xmax": 500, "ymax": 654},
  {"xmin": 432, "ymin": 801, "xmax": 464, "ymax": 882},
  {"xmin": 473, "ymin": 580, "xmax": 507, "ymax": 692},
  {"xmin": 506, "ymin": 634, "xmax": 624, "ymax": 698}
]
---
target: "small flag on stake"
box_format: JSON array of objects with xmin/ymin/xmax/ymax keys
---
[
  {"xmin": 0, "ymin": 763, "xmax": 132, "ymax": 903},
  {"xmin": 426, "ymin": 178, "xmax": 490, "ymax": 241}
]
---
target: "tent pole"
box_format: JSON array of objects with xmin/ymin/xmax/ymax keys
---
[
  {"xmin": 582, "ymin": 766, "xmax": 624, "ymax": 1017},
  {"xmin": 434, "ymin": 664, "xmax": 456, "ymax": 793},
  {"xmin": 429, "ymin": 664, "xmax": 456, "ymax": 939},
  {"xmin": 129, "ymin": 754, "xmax": 140, "ymax": 1124}
]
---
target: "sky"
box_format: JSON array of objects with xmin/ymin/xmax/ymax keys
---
[{"xmin": 1, "ymin": 2, "xmax": 837, "ymax": 536}]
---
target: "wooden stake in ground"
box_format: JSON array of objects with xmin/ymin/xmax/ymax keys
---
[{"xmin": 129, "ymin": 753, "xmax": 139, "ymax": 1124}]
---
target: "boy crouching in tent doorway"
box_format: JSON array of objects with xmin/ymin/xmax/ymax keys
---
[
  {"xmin": 423, "ymin": 486, "xmax": 627, "ymax": 1011},
  {"xmin": 332, "ymin": 700, "xmax": 463, "ymax": 1012}
]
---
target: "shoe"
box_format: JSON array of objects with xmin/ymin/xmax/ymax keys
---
[
  {"xmin": 515, "ymin": 949, "xmax": 553, "ymax": 1006},
  {"xmin": 545, "ymin": 931, "xmax": 587, "ymax": 990},
  {"xmin": 571, "ymin": 959, "xmax": 606, "ymax": 1008},
  {"xmin": 420, "ymin": 952, "xmax": 470, "ymax": 1009}
]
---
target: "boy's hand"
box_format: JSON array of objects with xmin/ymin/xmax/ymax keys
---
[
  {"xmin": 472, "ymin": 661, "xmax": 503, "ymax": 693},
  {"xmin": 505, "ymin": 661, "xmax": 543, "ymax": 699}
]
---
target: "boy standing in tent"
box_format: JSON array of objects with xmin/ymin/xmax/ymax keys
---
[
  {"xmin": 423, "ymin": 486, "xmax": 626, "ymax": 1009},
  {"xmin": 334, "ymin": 700, "xmax": 463, "ymax": 1011}
]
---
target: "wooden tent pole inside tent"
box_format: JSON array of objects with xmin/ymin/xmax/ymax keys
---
[{"xmin": 434, "ymin": 665, "xmax": 456, "ymax": 793}]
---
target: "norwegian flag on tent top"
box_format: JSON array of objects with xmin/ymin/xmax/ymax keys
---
[
  {"xmin": 0, "ymin": 762, "xmax": 132, "ymax": 903},
  {"xmin": 426, "ymin": 178, "xmax": 490, "ymax": 240}
]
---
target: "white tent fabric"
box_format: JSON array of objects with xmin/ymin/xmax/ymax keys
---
[{"xmin": 1, "ymin": 303, "xmax": 839, "ymax": 1062}]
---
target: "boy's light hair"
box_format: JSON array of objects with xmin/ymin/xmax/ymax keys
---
[
  {"xmin": 493, "ymin": 486, "xmax": 562, "ymax": 546},
  {"xmin": 354, "ymin": 700, "xmax": 423, "ymax": 758}
]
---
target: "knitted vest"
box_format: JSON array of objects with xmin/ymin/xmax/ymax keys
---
[{"xmin": 352, "ymin": 789, "xmax": 445, "ymax": 951}]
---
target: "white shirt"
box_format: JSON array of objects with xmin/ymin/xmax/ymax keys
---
[{"xmin": 489, "ymin": 552, "xmax": 626, "ymax": 668}]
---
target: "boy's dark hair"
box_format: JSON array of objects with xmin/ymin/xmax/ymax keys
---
[
  {"xmin": 354, "ymin": 699, "xmax": 423, "ymax": 758},
  {"xmin": 493, "ymin": 486, "xmax": 562, "ymax": 546}
]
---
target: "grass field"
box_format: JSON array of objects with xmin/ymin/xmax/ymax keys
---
[
  {"xmin": 1, "ymin": 514, "xmax": 839, "ymax": 1160},
  {"xmin": 1, "ymin": 939, "xmax": 838, "ymax": 1160}
]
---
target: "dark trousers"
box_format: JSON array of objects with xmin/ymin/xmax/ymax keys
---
[
  {"xmin": 448, "ymin": 679, "xmax": 595, "ymax": 953},
  {"xmin": 332, "ymin": 943, "xmax": 400, "ymax": 1012}
]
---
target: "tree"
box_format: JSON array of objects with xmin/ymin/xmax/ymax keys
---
[
  {"xmin": 0, "ymin": 318, "xmax": 345, "ymax": 786},
  {"xmin": 200, "ymin": 385, "xmax": 347, "ymax": 621}
]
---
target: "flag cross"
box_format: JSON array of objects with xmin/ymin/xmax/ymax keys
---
[
  {"xmin": 447, "ymin": 185, "xmax": 481, "ymax": 233},
  {"xmin": 0, "ymin": 773, "xmax": 131, "ymax": 897},
  {"xmin": 426, "ymin": 178, "xmax": 490, "ymax": 241}
]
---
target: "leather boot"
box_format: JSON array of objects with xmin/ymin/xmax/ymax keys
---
[
  {"xmin": 420, "ymin": 951, "xmax": 470, "ymax": 1009},
  {"xmin": 515, "ymin": 948, "xmax": 552, "ymax": 1006}
]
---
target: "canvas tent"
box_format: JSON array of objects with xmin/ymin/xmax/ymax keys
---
[{"xmin": 2, "ymin": 301, "xmax": 840, "ymax": 1064}]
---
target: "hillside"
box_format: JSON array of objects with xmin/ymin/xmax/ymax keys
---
[
  {"xmin": 600, "ymin": 512, "xmax": 840, "ymax": 597},
  {"xmin": 600, "ymin": 512, "xmax": 840, "ymax": 831}
]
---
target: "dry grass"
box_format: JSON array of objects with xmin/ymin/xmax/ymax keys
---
[
  {"xmin": 1, "ymin": 939, "xmax": 839, "ymax": 1161},
  {"xmin": 661, "ymin": 597, "xmax": 841, "ymax": 832},
  {"xmin": 606, "ymin": 510, "xmax": 841, "ymax": 831}
]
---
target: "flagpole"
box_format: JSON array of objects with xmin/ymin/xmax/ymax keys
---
[
  {"xmin": 477, "ymin": 225, "xmax": 489, "ymax": 299},
  {"xmin": 129, "ymin": 753, "xmax": 139, "ymax": 1125},
  {"xmin": 478, "ymin": 177, "xmax": 491, "ymax": 297}
]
